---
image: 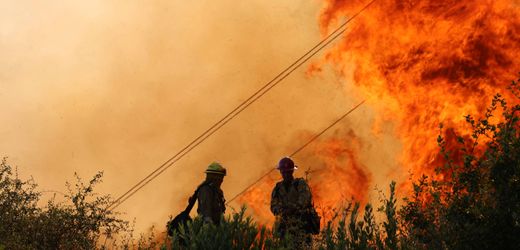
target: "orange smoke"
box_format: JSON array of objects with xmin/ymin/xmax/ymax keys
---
[{"xmin": 240, "ymin": 0, "xmax": 520, "ymax": 225}]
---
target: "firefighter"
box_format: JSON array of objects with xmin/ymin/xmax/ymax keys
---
[
  {"xmin": 270, "ymin": 157, "xmax": 314, "ymax": 248},
  {"xmin": 197, "ymin": 162, "xmax": 227, "ymax": 224}
]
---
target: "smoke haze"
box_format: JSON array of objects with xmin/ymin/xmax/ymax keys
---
[{"xmin": 1, "ymin": 0, "xmax": 400, "ymax": 234}]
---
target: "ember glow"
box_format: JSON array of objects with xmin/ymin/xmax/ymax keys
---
[{"xmin": 240, "ymin": 0, "xmax": 520, "ymax": 225}]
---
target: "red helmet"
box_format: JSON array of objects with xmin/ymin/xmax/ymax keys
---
[{"xmin": 276, "ymin": 157, "xmax": 297, "ymax": 171}]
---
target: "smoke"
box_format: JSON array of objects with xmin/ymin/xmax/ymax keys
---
[{"xmin": 1, "ymin": 0, "xmax": 392, "ymax": 234}]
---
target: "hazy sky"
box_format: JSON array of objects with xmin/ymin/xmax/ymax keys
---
[{"xmin": 0, "ymin": 0, "xmax": 400, "ymax": 235}]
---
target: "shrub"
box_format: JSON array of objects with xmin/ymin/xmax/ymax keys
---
[
  {"xmin": 0, "ymin": 160, "xmax": 128, "ymax": 249},
  {"xmin": 400, "ymin": 76, "xmax": 520, "ymax": 249},
  {"xmin": 171, "ymin": 207, "xmax": 274, "ymax": 250}
]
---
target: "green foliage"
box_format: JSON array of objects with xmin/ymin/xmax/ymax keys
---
[
  {"xmin": 171, "ymin": 207, "xmax": 274, "ymax": 250},
  {"xmin": 313, "ymin": 182, "xmax": 398, "ymax": 250},
  {"xmin": 168, "ymin": 182, "xmax": 401, "ymax": 250},
  {"xmin": 400, "ymin": 76, "xmax": 520, "ymax": 249},
  {"xmin": 0, "ymin": 159, "xmax": 40, "ymax": 248},
  {"xmin": 0, "ymin": 159, "xmax": 128, "ymax": 249}
]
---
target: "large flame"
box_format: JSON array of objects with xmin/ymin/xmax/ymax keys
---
[
  {"xmin": 239, "ymin": 0, "xmax": 520, "ymax": 225},
  {"xmin": 315, "ymin": 0, "xmax": 520, "ymax": 176}
]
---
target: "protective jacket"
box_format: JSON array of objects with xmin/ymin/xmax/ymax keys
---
[
  {"xmin": 271, "ymin": 177, "xmax": 313, "ymax": 240},
  {"xmin": 197, "ymin": 181, "xmax": 226, "ymax": 224},
  {"xmin": 271, "ymin": 178, "xmax": 312, "ymax": 215}
]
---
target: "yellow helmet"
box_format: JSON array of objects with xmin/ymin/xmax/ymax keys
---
[{"xmin": 205, "ymin": 162, "xmax": 227, "ymax": 176}]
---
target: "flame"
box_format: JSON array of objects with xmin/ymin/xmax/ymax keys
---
[
  {"xmin": 238, "ymin": 0, "xmax": 520, "ymax": 224},
  {"xmin": 314, "ymin": 0, "xmax": 520, "ymax": 176},
  {"xmin": 239, "ymin": 130, "xmax": 371, "ymax": 225},
  {"xmin": 308, "ymin": 130, "xmax": 371, "ymax": 222},
  {"xmin": 239, "ymin": 173, "xmax": 278, "ymax": 226}
]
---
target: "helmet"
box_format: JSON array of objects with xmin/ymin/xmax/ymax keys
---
[
  {"xmin": 276, "ymin": 157, "xmax": 297, "ymax": 171},
  {"xmin": 205, "ymin": 162, "xmax": 227, "ymax": 176}
]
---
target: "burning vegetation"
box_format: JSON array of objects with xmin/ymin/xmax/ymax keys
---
[
  {"xmin": 1, "ymin": 0, "xmax": 519, "ymax": 249},
  {"xmin": 239, "ymin": 0, "xmax": 520, "ymax": 228},
  {"xmin": 2, "ymin": 88, "xmax": 520, "ymax": 248},
  {"xmin": 314, "ymin": 0, "xmax": 520, "ymax": 177}
]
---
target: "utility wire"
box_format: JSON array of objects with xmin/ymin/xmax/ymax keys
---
[
  {"xmin": 108, "ymin": 0, "xmax": 377, "ymax": 211},
  {"xmin": 225, "ymin": 100, "xmax": 365, "ymax": 206}
]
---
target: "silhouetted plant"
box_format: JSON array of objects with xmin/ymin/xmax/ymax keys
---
[
  {"xmin": 171, "ymin": 207, "xmax": 273, "ymax": 250},
  {"xmin": 0, "ymin": 160, "xmax": 129, "ymax": 249},
  {"xmin": 3, "ymin": 76, "xmax": 520, "ymax": 250},
  {"xmin": 400, "ymin": 76, "xmax": 520, "ymax": 250}
]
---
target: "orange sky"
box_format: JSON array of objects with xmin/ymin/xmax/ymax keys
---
[{"xmin": 0, "ymin": 0, "xmax": 403, "ymax": 235}]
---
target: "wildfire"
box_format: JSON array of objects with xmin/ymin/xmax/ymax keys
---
[
  {"xmin": 239, "ymin": 130, "xmax": 371, "ymax": 225},
  {"xmin": 308, "ymin": 130, "xmax": 371, "ymax": 221},
  {"xmin": 239, "ymin": 0, "xmax": 520, "ymax": 225}
]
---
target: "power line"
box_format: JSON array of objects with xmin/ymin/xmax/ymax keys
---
[
  {"xmin": 225, "ymin": 100, "xmax": 365, "ymax": 206},
  {"xmin": 108, "ymin": 0, "xmax": 374, "ymax": 211},
  {"xmin": 107, "ymin": 0, "xmax": 377, "ymax": 211}
]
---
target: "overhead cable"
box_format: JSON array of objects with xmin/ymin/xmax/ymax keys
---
[
  {"xmin": 225, "ymin": 100, "xmax": 365, "ymax": 206},
  {"xmin": 108, "ymin": 0, "xmax": 377, "ymax": 211}
]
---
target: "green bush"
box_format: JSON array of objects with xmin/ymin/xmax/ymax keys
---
[
  {"xmin": 313, "ymin": 182, "xmax": 399, "ymax": 250},
  {"xmin": 400, "ymin": 76, "xmax": 520, "ymax": 249},
  {"xmin": 0, "ymin": 160, "xmax": 128, "ymax": 249},
  {"xmin": 171, "ymin": 207, "xmax": 274, "ymax": 250}
]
